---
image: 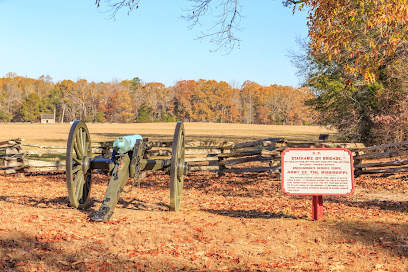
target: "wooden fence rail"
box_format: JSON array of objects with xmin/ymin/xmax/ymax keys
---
[
  {"xmin": 0, "ymin": 138, "xmax": 27, "ymax": 175},
  {"xmin": 3, "ymin": 137, "xmax": 408, "ymax": 178},
  {"xmin": 353, "ymin": 141, "xmax": 408, "ymax": 175}
]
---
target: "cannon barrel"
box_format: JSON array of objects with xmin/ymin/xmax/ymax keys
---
[{"xmin": 113, "ymin": 134, "xmax": 143, "ymax": 154}]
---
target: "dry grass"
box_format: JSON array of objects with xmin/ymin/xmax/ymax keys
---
[
  {"xmin": 0, "ymin": 122, "xmax": 337, "ymax": 145},
  {"xmin": 1, "ymin": 171, "xmax": 408, "ymax": 271}
]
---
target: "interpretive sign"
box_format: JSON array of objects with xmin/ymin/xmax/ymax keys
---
[
  {"xmin": 281, "ymin": 148, "xmax": 354, "ymax": 195},
  {"xmin": 281, "ymin": 148, "xmax": 354, "ymax": 220}
]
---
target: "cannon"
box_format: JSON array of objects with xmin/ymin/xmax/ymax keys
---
[{"xmin": 65, "ymin": 121, "xmax": 188, "ymax": 221}]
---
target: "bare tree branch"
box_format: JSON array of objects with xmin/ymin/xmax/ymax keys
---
[
  {"xmin": 282, "ymin": 0, "xmax": 308, "ymax": 7},
  {"xmin": 93, "ymin": 1, "xmax": 310, "ymax": 53},
  {"xmin": 95, "ymin": 0, "xmax": 243, "ymax": 53},
  {"xmin": 95, "ymin": 0, "xmax": 141, "ymax": 18},
  {"xmin": 182, "ymin": 0, "xmax": 242, "ymax": 53}
]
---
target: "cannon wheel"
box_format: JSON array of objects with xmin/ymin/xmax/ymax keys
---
[
  {"xmin": 170, "ymin": 122, "xmax": 185, "ymax": 211},
  {"xmin": 66, "ymin": 120, "xmax": 93, "ymax": 209}
]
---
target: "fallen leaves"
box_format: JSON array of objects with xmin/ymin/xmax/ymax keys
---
[{"xmin": 1, "ymin": 171, "xmax": 408, "ymax": 271}]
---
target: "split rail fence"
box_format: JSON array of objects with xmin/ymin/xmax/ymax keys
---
[{"xmin": 1, "ymin": 137, "xmax": 408, "ymax": 178}]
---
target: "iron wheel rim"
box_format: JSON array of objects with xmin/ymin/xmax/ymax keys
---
[
  {"xmin": 66, "ymin": 120, "xmax": 92, "ymax": 209},
  {"xmin": 170, "ymin": 122, "xmax": 185, "ymax": 211}
]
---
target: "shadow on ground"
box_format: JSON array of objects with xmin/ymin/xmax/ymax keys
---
[{"xmin": 202, "ymin": 208, "xmax": 302, "ymax": 220}]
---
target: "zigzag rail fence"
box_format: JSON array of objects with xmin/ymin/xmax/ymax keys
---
[{"xmin": 2, "ymin": 137, "xmax": 408, "ymax": 178}]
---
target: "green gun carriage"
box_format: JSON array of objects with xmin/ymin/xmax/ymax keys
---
[{"xmin": 65, "ymin": 121, "xmax": 188, "ymax": 221}]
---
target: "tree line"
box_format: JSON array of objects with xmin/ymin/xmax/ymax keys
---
[{"xmin": 0, "ymin": 73, "xmax": 315, "ymax": 125}]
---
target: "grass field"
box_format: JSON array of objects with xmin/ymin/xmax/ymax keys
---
[{"xmin": 0, "ymin": 122, "xmax": 337, "ymax": 145}]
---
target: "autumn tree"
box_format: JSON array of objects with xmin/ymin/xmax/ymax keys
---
[
  {"xmin": 280, "ymin": 0, "xmax": 408, "ymax": 144},
  {"xmin": 104, "ymin": 89, "xmax": 133, "ymax": 122},
  {"xmin": 35, "ymin": 75, "xmax": 54, "ymax": 98},
  {"xmin": 121, "ymin": 77, "xmax": 145, "ymax": 121},
  {"xmin": 93, "ymin": 82, "xmax": 115, "ymax": 122},
  {"xmin": 56, "ymin": 80, "xmax": 80, "ymax": 122},
  {"xmin": 0, "ymin": 73, "xmax": 24, "ymax": 121},
  {"xmin": 44, "ymin": 87, "xmax": 64, "ymax": 122},
  {"xmin": 140, "ymin": 82, "xmax": 175, "ymax": 122},
  {"xmin": 240, "ymin": 81, "xmax": 314, "ymax": 125},
  {"xmin": 240, "ymin": 81, "xmax": 260, "ymax": 124},
  {"xmin": 0, "ymin": 74, "xmax": 54, "ymax": 122},
  {"xmin": 19, "ymin": 93, "xmax": 42, "ymax": 122},
  {"xmin": 294, "ymin": 35, "xmax": 408, "ymax": 144},
  {"xmin": 287, "ymin": 0, "xmax": 408, "ymax": 82},
  {"xmin": 180, "ymin": 79, "xmax": 240, "ymax": 122},
  {"xmin": 175, "ymin": 79, "xmax": 241, "ymax": 123},
  {"xmin": 214, "ymin": 81, "xmax": 240, "ymax": 123},
  {"xmin": 196, "ymin": 80, "xmax": 219, "ymax": 122},
  {"xmin": 173, "ymin": 80, "xmax": 198, "ymax": 121}
]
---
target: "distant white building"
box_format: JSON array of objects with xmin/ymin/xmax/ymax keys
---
[{"xmin": 40, "ymin": 114, "xmax": 55, "ymax": 124}]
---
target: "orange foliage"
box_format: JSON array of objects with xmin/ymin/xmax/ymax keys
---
[
  {"xmin": 0, "ymin": 74, "xmax": 316, "ymax": 124},
  {"xmin": 296, "ymin": 0, "xmax": 408, "ymax": 81}
]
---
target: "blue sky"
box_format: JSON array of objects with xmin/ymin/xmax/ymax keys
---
[{"xmin": 0, "ymin": 0, "xmax": 309, "ymax": 87}]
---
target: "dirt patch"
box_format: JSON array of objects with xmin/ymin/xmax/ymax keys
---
[
  {"xmin": 352, "ymin": 189, "xmax": 408, "ymax": 202},
  {"xmin": 1, "ymin": 171, "xmax": 408, "ymax": 271}
]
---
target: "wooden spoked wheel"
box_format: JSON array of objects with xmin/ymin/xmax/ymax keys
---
[
  {"xmin": 170, "ymin": 122, "xmax": 186, "ymax": 211},
  {"xmin": 66, "ymin": 120, "xmax": 93, "ymax": 209}
]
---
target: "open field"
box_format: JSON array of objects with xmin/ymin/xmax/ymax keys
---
[{"xmin": 0, "ymin": 122, "xmax": 337, "ymax": 145}]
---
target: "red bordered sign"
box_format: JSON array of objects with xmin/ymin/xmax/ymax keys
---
[{"xmin": 281, "ymin": 148, "xmax": 354, "ymax": 196}]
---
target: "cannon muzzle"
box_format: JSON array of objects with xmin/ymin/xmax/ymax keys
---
[{"xmin": 113, "ymin": 134, "xmax": 143, "ymax": 154}]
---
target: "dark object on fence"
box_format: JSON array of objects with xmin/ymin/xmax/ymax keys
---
[
  {"xmin": 319, "ymin": 134, "xmax": 329, "ymax": 142},
  {"xmin": 65, "ymin": 120, "xmax": 188, "ymax": 222}
]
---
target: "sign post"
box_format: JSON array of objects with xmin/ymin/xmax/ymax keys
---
[
  {"xmin": 281, "ymin": 148, "xmax": 354, "ymax": 220},
  {"xmin": 312, "ymin": 196, "xmax": 323, "ymax": 220}
]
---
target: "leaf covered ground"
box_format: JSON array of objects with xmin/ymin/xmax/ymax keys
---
[{"xmin": 1, "ymin": 170, "xmax": 408, "ymax": 271}]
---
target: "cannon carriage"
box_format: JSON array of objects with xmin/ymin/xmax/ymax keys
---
[{"xmin": 65, "ymin": 120, "xmax": 188, "ymax": 221}]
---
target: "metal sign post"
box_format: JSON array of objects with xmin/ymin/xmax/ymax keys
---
[{"xmin": 281, "ymin": 148, "xmax": 354, "ymax": 220}]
